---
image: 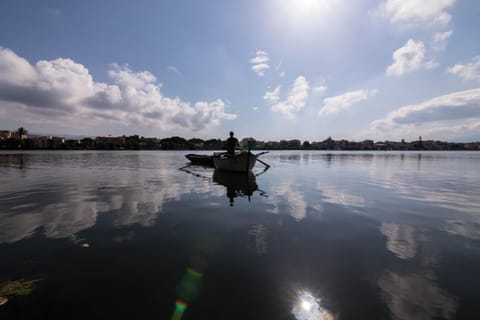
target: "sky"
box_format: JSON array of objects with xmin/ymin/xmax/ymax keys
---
[{"xmin": 0, "ymin": 0, "xmax": 480, "ymax": 142}]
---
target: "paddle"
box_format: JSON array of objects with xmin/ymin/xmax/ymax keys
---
[
  {"xmin": 255, "ymin": 151, "xmax": 269, "ymax": 157},
  {"xmin": 256, "ymin": 158, "xmax": 270, "ymax": 168}
]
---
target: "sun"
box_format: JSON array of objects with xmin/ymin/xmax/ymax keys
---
[
  {"xmin": 294, "ymin": 0, "xmax": 321, "ymax": 14},
  {"xmin": 278, "ymin": 0, "xmax": 333, "ymax": 28},
  {"xmin": 289, "ymin": 0, "xmax": 328, "ymax": 15}
]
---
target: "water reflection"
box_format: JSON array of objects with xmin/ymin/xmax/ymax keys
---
[
  {"xmin": 0, "ymin": 151, "xmax": 479, "ymax": 319},
  {"xmin": 317, "ymin": 183, "xmax": 365, "ymax": 208},
  {"xmin": 380, "ymin": 223, "xmax": 420, "ymax": 260},
  {"xmin": 0, "ymin": 153, "xmax": 28, "ymax": 169},
  {"xmin": 292, "ymin": 290, "xmax": 334, "ymax": 320},
  {"xmin": 248, "ymin": 224, "xmax": 267, "ymax": 255},
  {"xmin": 213, "ymin": 170, "xmax": 258, "ymax": 206},
  {"xmin": 268, "ymin": 182, "xmax": 309, "ymax": 220},
  {"xmin": 0, "ymin": 153, "xmax": 217, "ymax": 244},
  {"xmin": 378, "ymin": 271, "xmax": 457, "ymax": 320}
]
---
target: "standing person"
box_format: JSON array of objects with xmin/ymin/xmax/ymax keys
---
[{"xmin": 226, "ymin": 131, "xmax": 239, "ymax": 156}]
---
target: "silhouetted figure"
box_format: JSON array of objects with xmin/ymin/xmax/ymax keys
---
[{"xmin": 226, "ymin": 131, "xmax": 239, "ymax": 156}]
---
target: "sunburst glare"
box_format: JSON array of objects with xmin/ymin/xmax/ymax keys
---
[
  {"xmin": 292, "ymin": 290, "xmax": 334, "ymax": 320},
  {"xmin": 285, "ymin": 0, "xmax": 331, "ymax": 20}
]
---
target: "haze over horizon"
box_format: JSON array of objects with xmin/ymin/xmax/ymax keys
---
[{"xmin": 1, "ymin": 0, "xmax": 479, "ymax": 142}]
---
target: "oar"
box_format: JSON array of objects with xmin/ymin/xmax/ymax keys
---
[
  {"xmin": 256, "ymin": 158, "xmax": 270, "ymax": 168},
  {"xmin": 255, "ymin": 151, "xmax": 269, "ymax": 157}
]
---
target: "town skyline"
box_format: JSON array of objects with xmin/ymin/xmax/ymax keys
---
[{"xmin": 1, "ymin": 127, "xmax": 479, "ymax": 151}]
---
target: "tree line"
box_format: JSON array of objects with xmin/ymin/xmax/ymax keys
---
[{"xmin": 1, "ymin": 128, "xmax": 479, "ymax": 151}]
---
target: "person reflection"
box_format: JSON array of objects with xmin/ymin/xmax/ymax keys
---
[{"xmin": 213, "ymin": 170, "xmax": 258, "ymax": 206}]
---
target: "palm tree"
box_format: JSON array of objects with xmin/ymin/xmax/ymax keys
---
[{"xmin": 15, "ymin": 127, "xmax": 28, "ymax": 141}]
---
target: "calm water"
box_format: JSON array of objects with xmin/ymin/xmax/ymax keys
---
[{"xmin": 1, "ymin": 151, "xmax": 479, "ymax": 319}]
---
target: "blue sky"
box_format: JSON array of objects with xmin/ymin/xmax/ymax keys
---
[{"xmin": 0, "ymin": 0, "xmax": 479, "ymax": 141}]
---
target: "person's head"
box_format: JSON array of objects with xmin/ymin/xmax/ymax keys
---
[{"xmin": 229, "ymin": 131, "xmax": 234, "ymax": 137}]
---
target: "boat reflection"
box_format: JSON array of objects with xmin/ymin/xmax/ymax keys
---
[{"xmin": 213, "ymin": 170, "xmax": 258, "ymax": 206}]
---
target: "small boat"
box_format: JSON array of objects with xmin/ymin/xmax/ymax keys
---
[
  {"xmin": 213, "ymin": 151, "xmax": 257, "ymax": 173},
  {"xmin": 185, "ymin": 154, "xmax": 214, "ymax": 167}
]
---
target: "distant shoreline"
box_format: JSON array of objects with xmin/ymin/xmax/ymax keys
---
[{"xmin": 1, "ymin": 132, "xmax": 479, "ymax": 151}]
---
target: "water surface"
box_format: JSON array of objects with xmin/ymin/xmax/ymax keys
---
[{"xmin": 1, "ymin": 151, "xmax": 479, "ymax": 319}]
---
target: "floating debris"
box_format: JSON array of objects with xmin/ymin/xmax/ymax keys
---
[
  {"xmin": 0, "ymin": 296, "xmax": 8, "ymax": 306},
  {"xmin": 81, "ymin": 243, "xmax": 90, "ymax": 248},
  {"xmin": 0, "ymin": 279, "xmax": 42, "ymax": 297}
]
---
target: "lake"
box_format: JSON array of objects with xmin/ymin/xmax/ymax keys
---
[{"xmin": 0, "ymin": 150, "xmax": 479, "ymax": 319}]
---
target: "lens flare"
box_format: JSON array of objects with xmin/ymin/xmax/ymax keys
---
[{"xmin": 175, "ymin": 300, "xmax": 188, "ymax": 312}]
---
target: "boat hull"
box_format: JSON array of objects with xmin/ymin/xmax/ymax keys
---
[
  {"xmin": 213, "ymin": 152, "xmax": 257, "ymax": 172},
  {"xmin": 185, "ymin": 154, "xmax": 214, "ymax": 166}
]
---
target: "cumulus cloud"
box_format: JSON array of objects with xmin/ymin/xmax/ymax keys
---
[
  {"xmin": 270, "ymin": 76, "xmax": 310, "ymax": 118},
  {"xmin": 312, "ymin": 85, "xmax": 328, "ymax": 95},
  {"xmin": 432, "ymin": 30, "xmax": 453, "ymax": 51},
  {"xmin": 0, "ymin": 47, "xmax": 236, "ymax": 131},
  {"xmin": 447, "ymin": 56, "xmax": 480, "ymax": 81},
  {"xmin": 263, "ymin": 85, "xmax": 281, "ymax": 102},
  {"xmin": 249, "ymin": 50, "xmax": 270, "ymax": 76},
  {"xmin": 373, "ymin": 88, "xmax": 480, "ymax": 128},
  {"xmin": 371, "ymin": 88, "xmax": 480, "ymax": 140},
  {"xmin": 318, "ymin": 89, "xmax": 377, "ymax": 116},
  {"xmin": 375, "ymin": 0, "xmax": 456, "ymax": 27},
  {"xmin": 386, "ymin": 39, "xmax": 437, "ymax": 76}
]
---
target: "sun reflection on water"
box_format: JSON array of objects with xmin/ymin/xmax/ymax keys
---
[{"xmin": 292, "ymin": 290, "xmax": 334, "ymax": 320}]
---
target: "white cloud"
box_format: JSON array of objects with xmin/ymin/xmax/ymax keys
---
[
  {"xmin": 447, "ymin": 56, "xmax": 480, "ymax": 81},
  {"xmin": 166, "ymin": 65, "xmax": 181, "ymax": 75},
  {"xmin": 318, "ymin": 89, "xmax": 377, "ymax": 116},
  {"xmin": 312, "ymin": 85, "xmax": 327, "ymax": 95},
  {"xmin": 251, "ymin": 64, "xmax": 269, "ymax": 76},
  {"xmin": 249, "ymin": 50, "xmax": 269, "ymax": 64},
  {"xmin": 249, "ymin": 51, "xmax": 270, "ymax": 76},
  {"xmin": 0, "ymin": 47, "xmax": 236, "ymax": 131},
  {"xmin": 371, "ymin": 88, "xmax": 480, "ymax": 140},
  {"xmin": 276, "ymin": 59, "xmax": 285, "ymax": 77},
  {"xmin": 270, "ymin": 76, "xmax": 310, "ymax": 118},
  {"xmin": 432, "ymin": 30, "xmax": 453, "ymax": 51},
  {"xmin": 386, "ymin": 39, "xmax": 437, "ymax": 76},
  {"xmin": 373, "ymin": 88, "xmax": 480, "ymax": 128},
  {"xmin": 263, "ymin": 85, "xmax": 281, "ymax": 102},
  {"xmin": 375, "ymin": 0, "xmax": 456, "ymax": 27}
]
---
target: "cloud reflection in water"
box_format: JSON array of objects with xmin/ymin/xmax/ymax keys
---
[
  {"xmin": 0, "ymin": 153, "xmax": 222, "ymax": 244},
  {"xmin": 378, "ymin": 271, "xmax": 457, "ymax": 320}
]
